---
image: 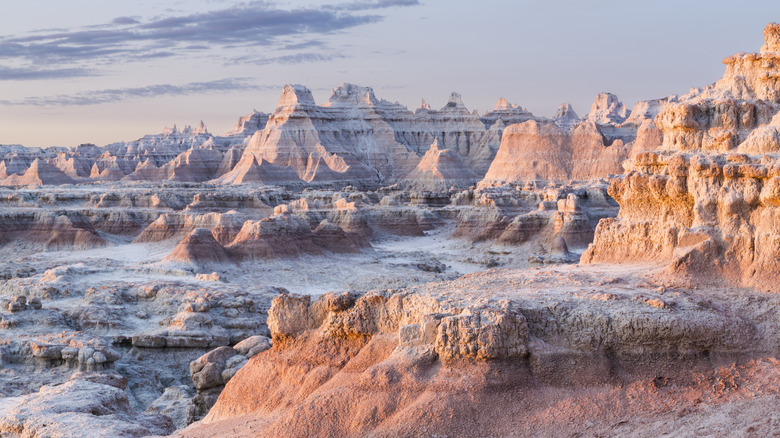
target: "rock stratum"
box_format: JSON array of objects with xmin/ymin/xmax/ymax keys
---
[
  {"xmin": 2, "ymin": 22, "xmax": 780, "ymax": 438},
  {"xmin": 1, "ymin": 82, "xmax": 663, "ymax": 190},
  {"xmin": 583, "ymin": 22, "xmax": 780, "ymax": 292},
  {"xmin": 178, "ymin": 23, "xmax": 780, "ymax": 438}
]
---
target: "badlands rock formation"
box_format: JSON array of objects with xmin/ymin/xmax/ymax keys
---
[
  {"xmin": 175, "ymin": 23, "xmax": 780, "ymax": 438},
  {"xmin": 1, "ymin": 81, "xmax": 665, "ymax": 190},
  {"xmin": 187, "ymin": 269, "xmax": 780, "ymax": 437},
  {"xmin": 481, "ymin": 92, "xmax": 665, "ymax": 185},
  {"xmin": 396, "ymin": 139, "xmax": 478, "ymax": 191},
  {"xmin": 584, "ymin": 23, "xmax": 780, "ymax": 292},
  {"xmin": 3, "ymin": 22, "xmax": 780, "ymax": 438}
]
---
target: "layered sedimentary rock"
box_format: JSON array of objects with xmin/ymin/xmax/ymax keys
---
[
  {"xmin": 135, "ymin": 212, "xmax": 245, "ymax": 245},
  {"xmin": 226, "ymin": 111, "xmax": 270, "ymax": 137},
  {"xmin": 396, "ymin": 139, "xmax": 478, "ymax": 191},
  {"xmin": 224, "ymin": 213, "xmax": 366, "ymax": 260},
  {"xmin": 481, "ymin": 92, "xmax": 665, "ymax": 184},
  {"xmin": 570, "ymin": 122, "xmax": 630, "ymax": 180},
  {"xmin": 0, "ymin": 82, "xmax": 553, "ymax": 190},
  {"xmin": 553, "ymin": 103, "xmax": 580, "ymax": 131},
  {"xmin": 164, "ymin": 228, "xmax": 232, "ymax": 267},
  {"xmin": 482, "ymin": 121, "xmax": 573, "ymax": 182},
  {"xmin": 218, "ymin": 84, "xmax": 508, "ymax": 186},
  {"xmin": 480, "ymin": 97, "xmax": 536, "ymax": 127},
  {"xmin": 1, "ymin": 82, "xmax": 661, "ymax": 190},
  {"xmin": 452, "ymin": 183, "xmax": 616, "ymax": 257},
  {"xmin": 0, "ymin": 210, "xmax": 107, "ymax": 249},
  {"xmin": 127, "ymin": 147, "xmax": 223, "ymax": 182},
  {"xmin": 585, "ymin": 92, "xmax": 631, "ymax": 124},
  {"xmin": 2, "ymin": 158, "xmax": 76, "ymax": 186},
  {"xmin": 584, "ymin": 23, "xmax": 780, "ymax": 291},
  {"xmin": 190, "ymin": 269, "xmax": 778, "ymax": 437},
  {"xmin": 0, "ymin": 373, "xmax": 174, "ymax": 438},
  {"xmin": 213, "ymin": 156, "xmax": 302, "ymax": 186}
]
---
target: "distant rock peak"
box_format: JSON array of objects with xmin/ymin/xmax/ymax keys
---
[
  {"xmin": 228, "ymin": 110, "xmax": 269, "ymax": 137},
  {"xmin": 162, "ymin": 124, "xmax": 179, "ymax": 135},
  {"xmin": 553, "ymin": 103, "xmax": 580, "ymax": 131},
  {"xmin": 761, "ymin": 22, "xmax": 780, "ymax": 53},
  {"xmin": 277, "ymin": 84, "xmax": 316, "ymax": 108},
  {"xmin": 554, "ymin": 103, "xmax": 576, "ymax": 119},
  {"xmin": 193, "ymin": 120, "xmax": 209, "ymax": 135},
  {"xmin": 586, "ymin": 92, "xmax": 630, "ymax": 124},
  {"xmin": 444, "ymin": 92, "xmax": 466, "ymax": 109},
  {"xmin": 420, "ymin": 99, "xmax": 431, "ymax": 110},
  {"xmin": 326, "ymin": 83, "xmax": 378, "ymax": 107},
  {"xmin": 494, "ymin": 97, "xmax": 518, "ymax": 111}
]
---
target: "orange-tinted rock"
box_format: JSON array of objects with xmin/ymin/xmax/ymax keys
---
[
  {"xmin": 397, "ymin": 139, "xmax": 478, "ymax": 191},
  {"xmin": 164, "ymin": 228, "xmax": 231, "ymax": 266},
  {"xmin": 584, "ymin": 23, "xmax": 780, "ymax": 291},
  {"xmin": 1, "ymin": 159, "xmax": 75, "ymax": 186}
]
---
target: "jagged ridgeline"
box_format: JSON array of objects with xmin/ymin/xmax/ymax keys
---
[
  {"xmin": 5, "ymin": 21, "xmax": 780, "ymax": 438},
  {"xmin": 1, "ymin": 82, "xmax": 669, "ymax": 191},
  {"xmin": 583, "ymin": 22, "xmax": 780, "ymax": 291}
]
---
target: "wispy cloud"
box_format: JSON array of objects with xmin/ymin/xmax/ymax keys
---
[
  {"xmin": 0, "ymin": 78, "xmax": 269, "ymax": 106},
  {"xmin": 0, "ymin": 65, "xmax": 94, "ymax": 80},
  {"xmin": 325, "ymin": 0, "xmax": 421, "ymax": 11},
  {"xmin": 0, "ymin": 0, "xmax": 420, "ymax": 73},
  {"xmin": 229, "ymin": 51, "xmax": 346, "ymax": 66}
]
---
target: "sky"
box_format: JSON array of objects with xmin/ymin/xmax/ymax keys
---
[{"xmin": 1, "ymin": 0, "xmax": 779, "ymax": 148}]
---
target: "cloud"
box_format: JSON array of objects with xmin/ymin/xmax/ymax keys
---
[
  {"xmin": 282, "ymin": 40, "xmax": 326, "ymax": 50},
  {"xmin": 325, "ymin": 0, "xmax": 421, "ymax": 11},
  {"xmin": 0, "ymin": 65, "xmax": 94, "ymax": 80},
  {"xmin": 112, "ymin": 16, "xmax": 141, "ymax": 25},
  {"xmin": 0, "ymin": 78, "xmax": 269, "ymax": 106},
  {"xmin": 0, "ymin": 0, "xmax": 420, "ymax": 68},
  {"xmin": 229, "ymin": 51, "xmax": 346, "ymax": 66}
]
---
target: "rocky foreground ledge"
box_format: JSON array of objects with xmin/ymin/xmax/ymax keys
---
[{"xmin": 180, "ymin": 266, "xmax": 780, "ymax": 437}]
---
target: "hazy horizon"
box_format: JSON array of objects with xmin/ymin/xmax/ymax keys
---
[{"xmin": 1, "ymin": 0, "xmax": 779, "ymax": 148}]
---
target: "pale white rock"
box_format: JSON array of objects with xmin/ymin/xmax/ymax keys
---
[
  {"xmin": 397, "ymin": 139, "xmax": 478, "ymax": 191},
  {"xmin": 0, "ymin": 378, "xmax": 174, "ymax": 437},
  {"xmin": 625, "ymin": 97, "xmax": 674, "ymax": 125},
  {"xmin": 481, "ymin": 97, "xmax": 536, "ymax": 128},
  {"xmin": 585, "ymin": 92, "xmax": 630, "ymax": 124},
  {"xmin": 227, "ymin": 110, "xmax": 270, "ymax": 137},
  {"xmin": 553, "ymin": 103, "xmax": 580, "ymax": 131},
  {"xmin": 1, "ymin": 158, "xmax": 76, "ymax": 186}
]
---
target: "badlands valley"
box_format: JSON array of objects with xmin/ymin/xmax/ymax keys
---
[{"xmin": 1, "ymin": 23, "xmax": 780, "ymax": 438}]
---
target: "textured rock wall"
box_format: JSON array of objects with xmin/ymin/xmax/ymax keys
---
[
  {"xmin": 198, "ymin": 283, "xmax": 766, "ymax": 436},
  {"xmin": 584, "ymin": 23, "xmax": 780, "ymax": 291}
]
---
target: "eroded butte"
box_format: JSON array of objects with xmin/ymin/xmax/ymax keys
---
[{"xmin": 1, "ymin": 23, "xmax": 780, "ymax": 438}]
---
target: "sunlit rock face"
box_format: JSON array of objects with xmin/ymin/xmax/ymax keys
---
[
  {"xmin": 396, "ymin": 139, "xmax": 478, "ymax": 191},
  {"xmin": 218, "ymin": 84, "xmax": 513, "ymax": 186},
  {"xmin": 478, "ymin": 90, "xmax": 669, "ymax": 186},
  {"xmin": 553, "ymin": 103, "xmax": 580, "ymax": 131},
  {"xmin": 585, "ymin": 92, "xmax": 631, "ymax": 125},
  {"xmin": 0, "ymin": 82, "xmax": 537, "ymax": 189},
  {"xmin": 0, "ymin": 82, "xmax": 665, "ymax": 190},
  {"xmin": 584, "ymin": 23, "xmax": 780, "ymax": 291}
]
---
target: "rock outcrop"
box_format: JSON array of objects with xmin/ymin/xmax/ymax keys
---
[
  {"xmin": 586, "ymin": 92, "xmax": 631, "ymax": 124},
  {"xmin": 0, "ymin": 374, "xmax": 174, "ymax": 438},
  {"xmin": 553, "ymin": 103, "xmax": 580, "ymax": 131},
  {"xmin": 1, "ymin": 158, "xmax": 76, "ymax": 186},
  {"xmin": 164, "ymin": 228, "xmax": 231, "ymax": 267},
  {"xmin": 226, "ymin": 111, "xmax": 270, "ymax": 137},
  {"xmin": 482, "ymin": 120, "xmax": 574, "ymax": 182},
  {"xmin": 583, "ymin": 23, "xmax": 780, "ymax": 291},
  {"xmin": 396, "ymin": 139, "xmax": 478, "ymax": 191},
  {"xmin": 190, "ymin": 267, "xmax": 777, "ymax": 437},
  {"xmin": 480, "ymin": 94, "xmax": 664, "ymax": 185}
]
